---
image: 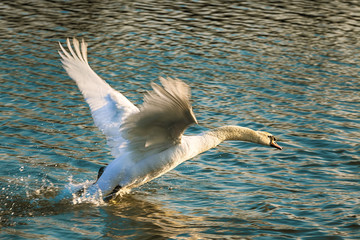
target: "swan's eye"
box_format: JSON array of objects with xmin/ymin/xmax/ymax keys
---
[{"xmin": 268, "ymin": 135, "xmax": 277, "ymax": 141}]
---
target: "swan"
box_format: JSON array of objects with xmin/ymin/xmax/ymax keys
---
[{"xmin": 58, "ymin": 38, "xmax": 282, "ymax": 201}]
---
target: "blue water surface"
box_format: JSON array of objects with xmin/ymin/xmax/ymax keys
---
[{"xmin": 1, "ymin": 1, "xmax": 360, "ymax": 239}]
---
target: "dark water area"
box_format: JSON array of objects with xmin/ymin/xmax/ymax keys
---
[{"xmin": 1, "ymin": 0, "xmax": 360, "ymax": 239}]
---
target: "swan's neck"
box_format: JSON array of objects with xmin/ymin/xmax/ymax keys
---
[
  {"xmin": 207, "ymin": 126, "xmax": 260, "ymax": 143},
  {"xmin": 183, "ymin": 126, "xmax": 262, "ymax": 160}
]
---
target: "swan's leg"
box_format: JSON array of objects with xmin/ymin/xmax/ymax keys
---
[
  {"xmin": 103, "ymin": 185, "xmax": 122, "ymax": 202},
  {"xmin": 74, "ymin": 166, "xmax": 107, "ymax": 197},
  {"xmin": 74, "ymin": 166, "xmax": 122, "ymax": 201},
  {"xmin": 97, "ymin": 166, "xmax": 106, "ymax": 180}
]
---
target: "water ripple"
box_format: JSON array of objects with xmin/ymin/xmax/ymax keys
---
[{"xmin": 1, "ymin": 0, "xmax": 360, "ymax": 239}]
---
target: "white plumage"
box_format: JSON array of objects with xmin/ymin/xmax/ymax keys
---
[{"xmin": 59, "ymin": 38, "xmax": 282, "ymax": 201}]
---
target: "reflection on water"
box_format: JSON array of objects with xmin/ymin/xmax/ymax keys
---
[{"xmin": 1, "ymin": 0, "xmax": 360, "ymax": 239}]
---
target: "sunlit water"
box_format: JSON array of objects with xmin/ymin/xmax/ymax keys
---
[{"xmin": 1, "ymin": 0, "xmax": 360, "ymax": 239}]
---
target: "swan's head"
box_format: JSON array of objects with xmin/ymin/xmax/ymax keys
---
[{"xmin": 256, "ymin": 131, "xmax": 282, "ymax": 150}]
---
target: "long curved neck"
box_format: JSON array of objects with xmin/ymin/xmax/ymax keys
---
[
  {"xmin": 207, "ymin": 126, "xmax": 260, "ymax": 143},
  {"xmin": 181, "ymin": 125, "xmax": 262, "ymax": 162}
]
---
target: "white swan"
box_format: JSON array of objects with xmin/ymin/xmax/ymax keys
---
[{"xmin": 59, "ymin": 38, "xmax": 282, "ymax": 201}]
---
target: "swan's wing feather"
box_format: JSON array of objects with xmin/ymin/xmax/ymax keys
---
[
  {"xmin": 122, "ymin": 77, "xmax": 197, "ymax": 159},
  {"xmin": 59, "ymin": 38, "xmax": 139, "ymax": 157}
]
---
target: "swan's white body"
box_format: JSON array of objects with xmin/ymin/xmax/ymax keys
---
[
  {"xmin": 59, "ymin": 38, "xmax": 282, "ymax": 200},
  {"xmin": 94, "ymin": 134, "xmax": 216, "ymax": 195}
]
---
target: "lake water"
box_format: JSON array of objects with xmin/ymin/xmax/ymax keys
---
[{"xmin": 1, "ymin": 0, "xmax": 360, "ymax": 239}]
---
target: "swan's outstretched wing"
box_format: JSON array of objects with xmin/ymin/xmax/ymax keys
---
[
  {"xmin": 59, "ymin": 38, "xmax": 139, "ymax": 157},
  {"xmin": 122, "ymin": 77, "xmax": 198, "ymax": 160}
]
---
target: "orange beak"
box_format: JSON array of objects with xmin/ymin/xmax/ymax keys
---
[{"xmin": 270, "ymin": 140, "xmax": 282, "ymax": 150}]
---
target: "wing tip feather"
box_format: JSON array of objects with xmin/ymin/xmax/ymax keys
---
[{"xmin": 58, "ymin": 37, "xmax": 89, "ymax": 64}]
